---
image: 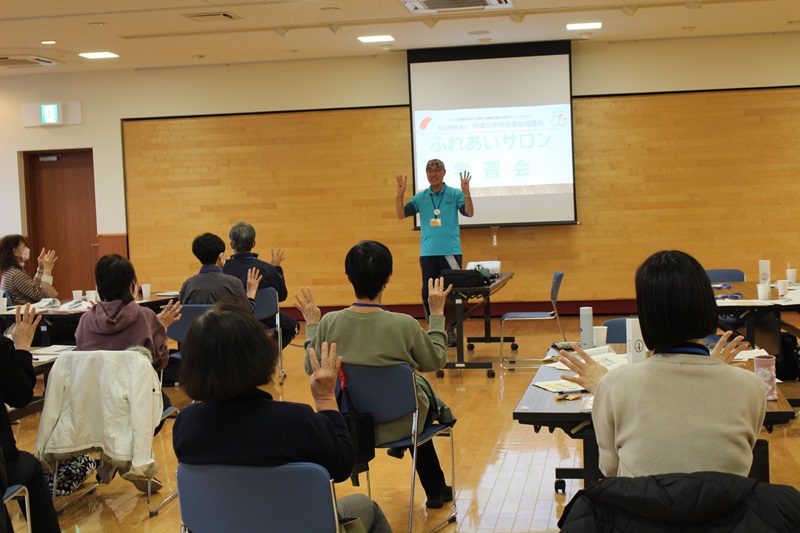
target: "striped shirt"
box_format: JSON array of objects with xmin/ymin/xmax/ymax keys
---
[{"xmin": 0, "ymin": 266, "xmax": 58, "ymax": 305}]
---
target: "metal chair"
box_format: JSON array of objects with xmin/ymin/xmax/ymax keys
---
[
  {"xmin": 338, "ymin": 363, "xmax": 457, "ymax": 533},
  {"xmin": 706, "ymin": 269, "xmax": 747, "ymax": 338},
  {"xmin": 601, "ymin": 317, "xmax": 631, "ymax": 344},
  {"xmin": 166, "ymin": 304, "xmax": 213, "ymax": 360},
  {"xmin": 253, "ymin": 287, "xmax": 285, "ymax": 384},
  {"xmin": 177, "ymin": 462, "xmax": 339, "ymax": 533},
  {"xmin": 35, "ymin": 350, "xmax": 171, "ymax": 517},
  {"xmin": 500, "ymin": 271, "xmax": 566, "ymax": 370},
  {"xmin": 3, "ymin": 484, "xmax": 31, "ymax": 533}
]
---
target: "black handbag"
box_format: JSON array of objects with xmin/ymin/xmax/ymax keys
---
[
  {"xmin": 336, "ymin": 371, "xmax": 375, "ymax": 474},
  {"xmin": 441, "ymin": 268, "xmax": 488, "ymax": 288}
]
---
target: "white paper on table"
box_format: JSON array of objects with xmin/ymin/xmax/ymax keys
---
[
  {"xmin": 31, "ymin": 345, "xmax": 76, "ymax": 355},
  {"xmin": 156, "ymin": 291, "xmax": 180, "ymax": 297},
  {"xmin": 733, "ymin": 348, "xmax": 769, "ymax": 361},
  {"xmin": 547, "ymin": 350, "xmax": 626, "ymax": 372},
  {"xmin": 31, "ymin": 354, "xmax": 61, "ymax": 362},
  {"xmin": 58, "ymin": 300, "xmax": 92, "ymax": 312}
]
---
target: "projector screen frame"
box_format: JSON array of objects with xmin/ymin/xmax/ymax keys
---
[{"xmin": 406, "ymin": 40, "xmax": 578, "ymax": 230}]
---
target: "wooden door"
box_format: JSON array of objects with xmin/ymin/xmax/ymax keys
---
[{"xmin": 24, "ymin": 150, "xmax": 98, "ymax": 298}]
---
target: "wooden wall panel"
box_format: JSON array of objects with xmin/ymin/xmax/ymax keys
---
[{"xmin": 122, "ymin": 89, "xmax": 800, "ymax": 308}]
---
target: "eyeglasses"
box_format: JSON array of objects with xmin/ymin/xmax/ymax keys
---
[
  {"xmin": 715, "ymin": 292, "xmax": 743, "ymax": 300},
  {"xmin": 426, "ymin": 166, "xmax": 443, "ymax": 172}
]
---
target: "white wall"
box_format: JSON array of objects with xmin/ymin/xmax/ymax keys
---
[{"xmin": 1, "ymin": 32, "xmax": 799, "ymax": 235}]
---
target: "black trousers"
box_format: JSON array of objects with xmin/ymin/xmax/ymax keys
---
[
  {"xmin": 419, "ymin": 255, "xmax": 462, "ymax": 321},
  {"xmin": 4, "ymin": 451, "xmax": 61, "ymax": 533},
  {"xmin": 409, "ymin": 440, "xmax": 448, "ymax": 498}
]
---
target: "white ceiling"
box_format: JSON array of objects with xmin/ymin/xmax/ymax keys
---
[{"xmin": 1, "ymin": 0, "xmax": 798, "ymax": 77}]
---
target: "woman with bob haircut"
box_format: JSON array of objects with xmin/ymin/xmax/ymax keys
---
[
  {"xmin": 560, "ymin": 250, "xmax": 767, "ymax": 478},
  {"xmin": 0, "ymin": 234, "xmax": 58, "ymax": 305},
  {"xmin": 296, "ymin": 240, "xmax": 456, "ymax": 509},
  {"xmin": 172, "ymin": 300, "xmax": 392, "ymax": 533},
  {"xmin": 75, "ymin": 254, "xmax": 181, "ymax": 373}
]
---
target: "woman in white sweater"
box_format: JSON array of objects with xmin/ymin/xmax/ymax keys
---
[{"xmin": 560, "ymin": 250, "xmax": 766, "ymax": 478}]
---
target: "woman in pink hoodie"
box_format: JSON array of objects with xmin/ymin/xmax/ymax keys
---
[{"xmin": 75, "ymin": 254, "xmax": 181, "ymax": 371}]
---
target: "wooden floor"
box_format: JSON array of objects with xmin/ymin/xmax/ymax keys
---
[{"xmin": 8, "ymin": 316, "xmax": 800, "ymax": 532}]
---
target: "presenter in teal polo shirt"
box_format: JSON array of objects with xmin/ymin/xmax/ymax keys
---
[{"xmin": 395, "ymin": 159, "xmax": 474, "ymax": 334}]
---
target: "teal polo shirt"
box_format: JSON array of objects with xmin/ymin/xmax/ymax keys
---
[{"xmin": 404, "ymin": 184, "xmax": 467, "ymax": 257}]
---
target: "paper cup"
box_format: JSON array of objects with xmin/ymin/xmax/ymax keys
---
[
  {"xmin": 777, "ymin": 280, "xmax": 789, "ymax": 298},
  {"xmin": 141, "ymin": 284, "xmax": 152, "ymax": 300},
  {"xmin": 757, "ymin": 283, "xmax": 771, "ymax": 300},
  {"xmin": 787, "ymin": 269, "xmax": 797, "ymax": 284},
  {"xmin": 86, "ymin": 290, "xmax": 97, "ymax": 302},
  {"xmin": 592, "ymin": 326, "xmax": 608, "ymax": 347},
  {"xmin": 72, "ymin": 290, "xmax": 83, "ymax": 302},
  {"xmin": 0, "ymin": 297, "xmax": 7, "ymax": 312},
  {"xmin": 754, "ymin": 355, "xmax": 778, "ymax": 401}
]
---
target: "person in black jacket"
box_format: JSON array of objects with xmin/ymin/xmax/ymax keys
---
[
  {"xmin": 222, "ymin": 222, "xmax": 299, "ymax": 348},
  {"xmin": 172, "ymin": 300, "xmax": 391, "ymax": 533},
  {"xmin": 1, "ymin": 305, "xmax": 60, "ymax": 533}
]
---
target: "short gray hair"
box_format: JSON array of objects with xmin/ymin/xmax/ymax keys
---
[{"xmin": 229, "ymin": 222, "xmax": 256, "ymax": 252}]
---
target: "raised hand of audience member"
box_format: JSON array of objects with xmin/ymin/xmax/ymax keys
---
[
  {"xmin": 711, "ymin": 330, "xmax": 748, "ymax": 368},
  {"xmin": 157, "ymin": 300, "xmax": 183, "ymax": 329},
  {"xmin": 559, "ymin": 344, "xmax": 608, "ymax": 393},
  {"xmin": 294, "ymin": 287, "xmax": 321, "ymax": 324},
  {"xmin": 427, "ymin": 276, "xmax": 452, "ymax": 316},
  {"xmin": 270, "ymin": 248, "xmax": 285, "ymax": 267},
  {"xmin": 307, "ymin": 342, "xmax": 341, "ymax": 413},
  {"xmin": 246, "ymin": 267, "xmax": 262, "ymax": 299},
  {"xmin": 37, "ymin": 248, "xmax": 58, "ymax": 275},
  {"xmin": 12, "ymin": 303, "xmax": 42, "ymax": 352}
]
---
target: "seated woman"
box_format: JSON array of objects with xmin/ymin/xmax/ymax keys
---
[
  {"xmin": 1, "ymin": 305, "xmax": 61, "ymax": 533},
  {"xmin": 75, "ymin": 254, "xmax": 181, "ymax": 374},
  {"xmin": 172, "ymin": 300, "xmax": 392, "ymax": 533},
  {"xmin": 296, "ymin": 240, "xmax": 455, "ymax": 509},
  {"xmin": 0, "ymin": 235, "xmax": 58, "ymax": 306},
  {"xmin": 561, "ymin": 250, "xmax": 766, "ymax": 478}
]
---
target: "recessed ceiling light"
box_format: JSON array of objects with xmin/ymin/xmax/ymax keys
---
[
  {"xmin": 467, "ymin": 30, "xmax": 489, "ymax": 35},
  {"xmin": 88, "ymin": 21, "xmax": 106, "ymax": 27},
  {"xmin": 566, "ymin": 22, "xmax": 602, "ymax": 31},
  {"xmin": 321, "ymin": 6, "xmax": 340, "ymax": 11},
  {"xmin": 79, "ymin": 51, "xmax": 119, "ymax": 59},
  {"xmin": 357, "ymin": 35, "xmax": 394, "ymax": 43},
  {"xmin": 40, "ymin": 40, "xmax": 57, "ymax": 45}
]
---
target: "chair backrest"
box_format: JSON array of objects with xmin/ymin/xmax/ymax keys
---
[
  {"xmin": 177, "ymin": 462, "xmax": 338, "ymax": 533},
  {"xmin": 705, "ymin": 269, "xmax": 746, "ymax": 283},
  {"xmin": 550, "ymin": 271, "xmax": 566, "ymax": 341},
  {"xmin": 166, "ymin": 304, "xmax": 212, "ymax": 343},
  {"xmin": 253, "ymin": 287, "xmax": 279, "ymax": 322},
  {"xmin": 601, "ymin": 317, "xmax": 631, "ymax": 344},
  {"xmin": 550, "ymin": 271, "xmax": 565, "ymax": 306},
  {"xmin": 338, "ymin": 363, "xmax": 417, "ymax": 424}
]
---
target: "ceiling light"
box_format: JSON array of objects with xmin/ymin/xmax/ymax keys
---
[
  {"xmin": 40, "ymin": 40, "xmax": 57, "ymax": 45},
  {"xmin": 79, "ymin": 51, "xmax": 119, "ymax": 59},
  {"xmin": 321, "ymin": 7, "xmax": 340, "ymax": 12},
  {"xmin": 566, "ymin": 22, "xmax": 602, "ymax": 31},
  {"xmin": 329, "ymin": 23, "xmax": 343, "ymax": 33},
  {"xmin": 686, "ymin": 1, "xmax": 702, "ymax": 8},
  {"xmin": 467, "ymin": 30, "xmax": 489, "ymax": 35},
  {"xmin": 509, "ymin": 13, "xmax": 525, "ymax": 23},
  {"xmin": 88, "ymin": 21, "xmax": 106, "ymax": 27},
  {"xmin": 621, "ymin": 5, "xmax": 638, "ymax": 16},
  {"xmin": 422, "ymin": 18, "xmax": 437, "ymax": 28},
  {"xmin": 273, "ymin": 27, "xmax": 288, "ymax": 37},
  {"xmin": 478, "ymin": 38, "xmax": 492, "ymax": 44},
  {"xmin": 579, "ymin": 32, "xmax": 592, "ymax": 40},
  {"xmin": 357, "ymin": 35, "xmax": 394, "ymax": 43},
  {"xmin": 682, "ymin": 26, "xmax": 696, "ymax": 32}
]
